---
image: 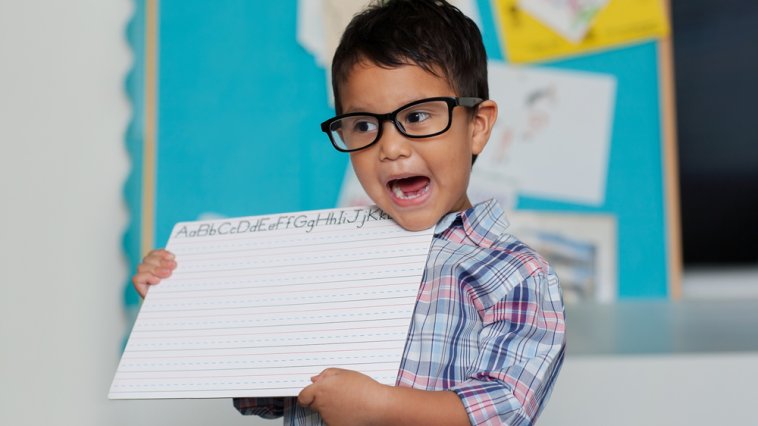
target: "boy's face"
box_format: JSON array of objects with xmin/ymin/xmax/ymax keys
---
[{"xmin": 339, "ymin": 61, "xmax": 497, "ymax": 231}]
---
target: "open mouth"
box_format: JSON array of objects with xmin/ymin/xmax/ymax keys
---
[{"xmin": 388, "ymin": 176, "xmax": 431, "ymax": 201}]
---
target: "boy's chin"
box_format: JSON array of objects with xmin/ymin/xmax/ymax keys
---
[{"xmin": 385, "ymin": 210, "xmax": 439, "ymax": 232}]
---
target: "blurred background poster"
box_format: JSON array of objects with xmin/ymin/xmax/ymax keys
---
[{"xmin": 494, "ymin": 0, "xmax": 670, "ymax": 62}]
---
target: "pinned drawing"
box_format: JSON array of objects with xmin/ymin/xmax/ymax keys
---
[
  {"xmin": 508, "ymin": 211, "xmax": 617, "ymax": 302},
  {"xmin": 471, "ymin": 62, "xmax": 616, "ymax": 207},
  {"xmin": 518, "ymin": 0, "xmax": 610, "ymax": 42}
]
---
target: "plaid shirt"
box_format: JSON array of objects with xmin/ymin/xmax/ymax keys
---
[{"xmin": 235, "ymin": 199, "xmax": 566, "ymax": 425}]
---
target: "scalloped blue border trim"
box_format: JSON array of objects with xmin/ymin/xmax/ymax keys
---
[{"xmin": 123, "ymin": 0, "xmax": 146, "ymax": 320}]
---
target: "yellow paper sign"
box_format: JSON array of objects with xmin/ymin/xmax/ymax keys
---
[{"xmin": 494, "ymin": 0, "xmax": 670, "ymax": 63}]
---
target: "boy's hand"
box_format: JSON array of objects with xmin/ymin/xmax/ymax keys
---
[
  {"xmin": 297, "ymin": 368, "xmax": 389, "ymax": 426},
  {"xmin": 132, "ymin": 249, "xmax": 176, "ymax": 298}
]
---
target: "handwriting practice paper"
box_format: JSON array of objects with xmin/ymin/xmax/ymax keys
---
[{"xmin": 109, "ymin": 206, "xmax": 434, "ymax": 399}]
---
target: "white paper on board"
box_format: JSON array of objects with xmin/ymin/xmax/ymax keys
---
[
  {"xmin": 297, "ymin": 0, "xmax": 327, "ymax": 66},
  {"xmin": 518, "ymin": 0, "xmax": 610, "ymax": 42},
  {"xmin": 296, "ymin": 0, "xmax": 482, "ymax": 105},
  {"xmin": 508, "ymin": 210, "xmax": 617, "ymax": 302},
  {"xmin": 472, "ymin": 61, "xmax": 616, "ymax": 206}
]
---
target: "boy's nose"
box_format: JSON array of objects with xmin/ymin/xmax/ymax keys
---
[{"xmin": 378, "ymin": 121, "xmax": 412, "ymax": 161}]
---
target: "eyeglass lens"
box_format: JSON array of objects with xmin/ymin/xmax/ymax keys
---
[{"xmin": 328, "ymin": 99, "xmax": 451, "ymax": 151}]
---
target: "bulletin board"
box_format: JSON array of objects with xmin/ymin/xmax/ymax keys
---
[{"xmin": 123, "ymin": 0, "xmax": 680, "ymax": 314}]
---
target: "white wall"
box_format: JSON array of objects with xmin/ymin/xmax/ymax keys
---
[
  {"xmin": 540, "ymin": 353, "xmax": 757, "ymax": 425},
  {"xmin": 0, "ymin": 1, "xmax": 755, "ymax": 425},
  {"xmin": 0, "ymin": 0, "xmax": 131, "ymax": 424}
]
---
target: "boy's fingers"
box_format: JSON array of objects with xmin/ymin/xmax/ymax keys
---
[
  {"xmin": 138, "ymin": 256, "xmax": 177, "ymax": 275},
  {"xmin": 142, "ymin": 254, "xmax": 164, "ymax": 268},
  {"xmin": 136, "ymin": 263, "xmax": 171, "ymax": 277},
  {"xmin": 152, "ymin": 252, "xmax": 177, "ymax": 269},
  {"xmin": 132, "ymin": 272, "xmax": 154, "ymax": 286},
  {"xmin": 132, "ymin": 271, "xmax": 163, "ymax": 298},
  {"xmin": 134, "ymin": 273, "xmax": 161, "ymax": 298},
  {"xmin": 309, "ymin": 368, "xmax": 342, "ymax": 384},
  {"xmin": 132, "ymin": 277, "xmax": 149, "ymax": 298},
  {"xmin": 160, "ymin": 259, "xmax": 177, "ymax": 270},
  {"xmin": 317, "ymin": 368, "xmax": 341, "ymax": 379},
  {"xmin": 134, "ymin": 282, "xmax": 148, "ymax": 299},
  {"xmin": 132, "ymin": 249, "xmax": 176, "ymax": 299},
  {"xmin": 142, "ymin": 249, "xmax": 174, "ymax": 263},
  {"xmin": 137, "ymin": 262, "xmax": 176, "ymax": 278},
  {"xmin": 139, "ymin": 258, "xmax": 161, "ymax": 272},
  {"xmin": 154, "ymin": 267, "xmax": 173, "ymax": 278},
  {"xmin": 153, "ymin": 249, "xmax": 175, "ymax": 260}
]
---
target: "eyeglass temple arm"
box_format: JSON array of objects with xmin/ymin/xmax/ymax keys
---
[{"xmin": 457, "ymin": 97, "xmax": 483, "ymax": 107}]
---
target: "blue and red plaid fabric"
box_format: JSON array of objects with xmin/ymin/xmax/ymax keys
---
[{"xmin": 235, "ymin": 199, "xmax": 566, "ymax": 425}]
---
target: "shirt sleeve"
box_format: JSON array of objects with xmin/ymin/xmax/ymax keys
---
[
  {"xmin": 450, "ymin": 272, "xmax": 566, "ymax": 426},
  {"xmin": 233, "ymin": 397, "xmax": 289, "ymax": 419}
]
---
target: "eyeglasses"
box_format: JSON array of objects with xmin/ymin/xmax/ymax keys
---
[{"xmin": 320, "ymin": 96, "xmax": 483, "ymax": 152}]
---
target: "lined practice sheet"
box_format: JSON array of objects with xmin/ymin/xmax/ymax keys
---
[{"xmin": 109, "ymin": 206, "xmax": 434, "ymax": 399}]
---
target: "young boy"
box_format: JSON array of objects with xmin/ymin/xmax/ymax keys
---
[{"xmin": 133, "ymin": 1, "xmax": 565, "ymax": 424}]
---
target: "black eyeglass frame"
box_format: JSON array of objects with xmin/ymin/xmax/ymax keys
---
[{"xmin": 320, "ymin": 96, "xmax": 484, "ymax": 153}]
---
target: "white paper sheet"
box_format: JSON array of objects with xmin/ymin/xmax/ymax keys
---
[
  {"xmin": 518, "ymin": 0, "xmax": 610, "ymax": 42},
  {"xmin": 304, "ymin": 0, "xmax": 481, "ymax": 70},
  {"xmin": 472, "ymin": 62, "xmax": 616, "ymax": 206},
  {"xmin": 297, "ymin": 0, "xmax": 327, "ymax": 66},
  {"xmin": 296, "ymin": 0, "xmax": 481, "ymax": 106},
  {"xmin": 109, "ymin": 206, "xmax": 434, "ymax": 399}
]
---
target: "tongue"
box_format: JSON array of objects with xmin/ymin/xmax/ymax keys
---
[{"xmin": 393, "ymin": 176, "xmax": 430, "ymax": 195}]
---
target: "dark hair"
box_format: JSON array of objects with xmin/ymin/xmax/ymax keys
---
[{"xmin": 331, "ymin": 0, "xmax": 489, "ymax": 114}]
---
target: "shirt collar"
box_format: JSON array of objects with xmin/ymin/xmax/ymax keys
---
[{"xmin": 434, "ymin": 198, "xmax": 510, "ymax": 248}]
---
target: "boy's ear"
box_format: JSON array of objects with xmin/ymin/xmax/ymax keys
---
[{"xmin": 470, "ymin": 100, "xmax": 498, "ymax": 156}]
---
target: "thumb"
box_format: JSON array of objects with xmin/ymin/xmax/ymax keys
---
[{"xmin": 297, "ymin": 384, "xmax": 315, "ymax": 408}]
